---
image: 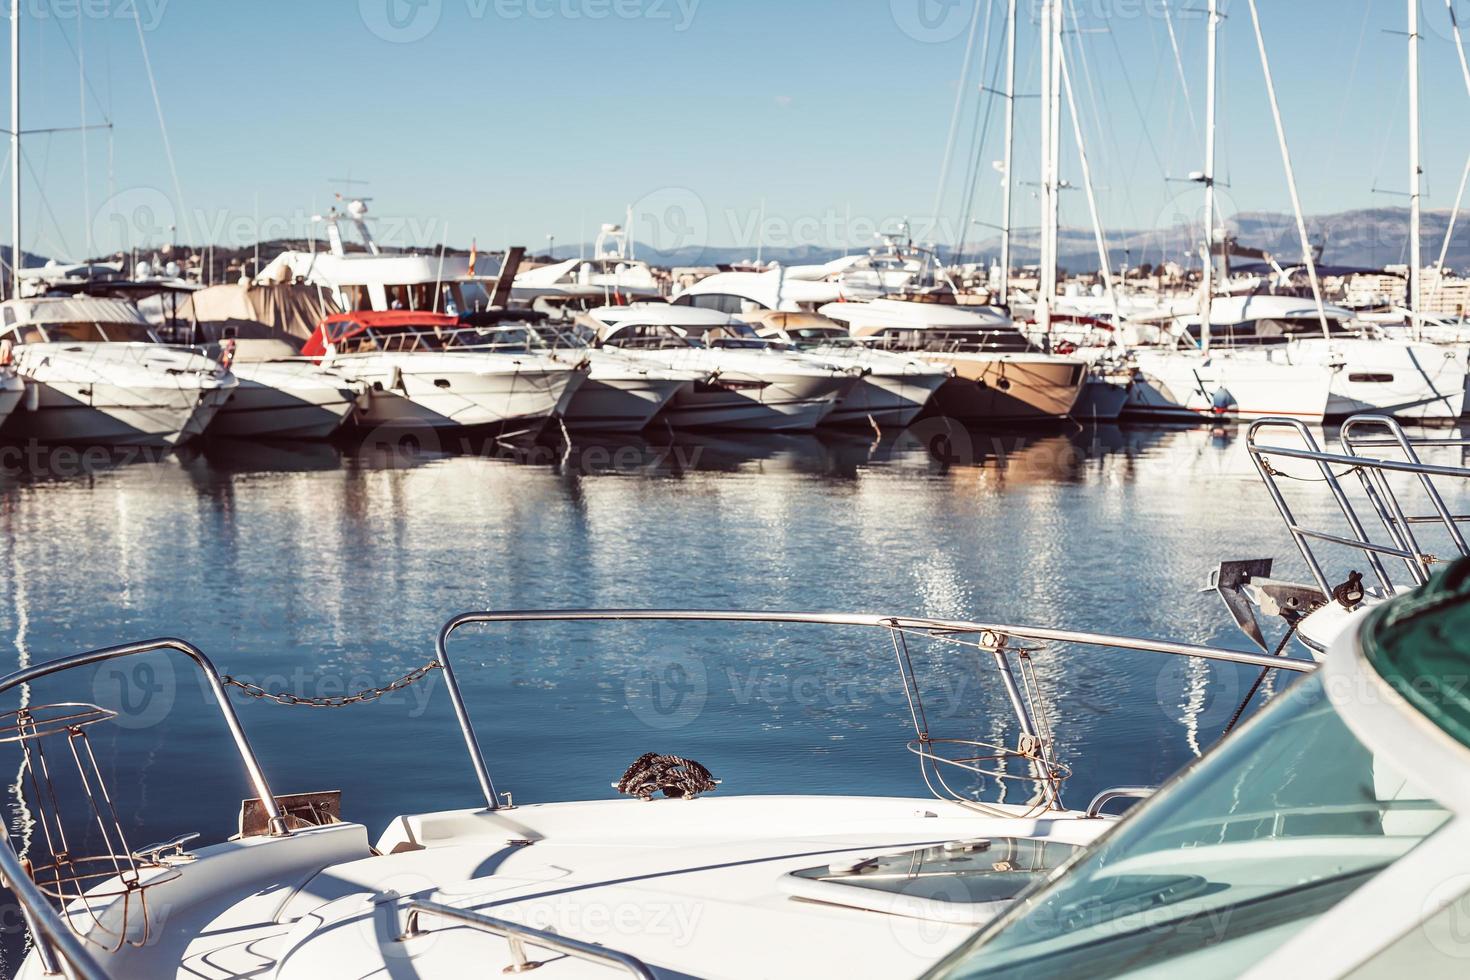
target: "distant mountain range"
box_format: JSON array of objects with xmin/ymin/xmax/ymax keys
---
[
  {"xmin": 549, "ymin": 207, "xmax": 1457, "ymax": 275},
  {"xmin": 52, "ymin": 207, "xmax": 1453, "ymax": 279}
]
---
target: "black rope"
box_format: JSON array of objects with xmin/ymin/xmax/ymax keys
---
[
  {"xmin": 1220, "ymin": 620, "xmax": 1302, "ymax": 740},
  {"xmin": 615, "ymin": 753, "xmax": 718, "ymax": 802}
]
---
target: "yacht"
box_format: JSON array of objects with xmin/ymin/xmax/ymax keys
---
[
  {"xmin": 742, "ymin": 310, "xmax": 951, "ymax": 428},
  {"xmin": 304, "ymin": 311, "xmax": 584, "ymax": 436},
  {"xmin": 15, "ymin": 557, "xmax": 1470, "ymax": 977},
  {"xmin": 820, "ymin": 299, "xmax": 1088, "ymax": 423},
  {"xmin": 208, "ymin": 339, "xmax": 364, "ymax": 440},
  {"xmin": 587, "ymin": 304, "xmax": 858, "ymax": 431},
  {"xmin": 0, "ymin": 345, "xmax": 22, "ymax": 426},
  {"xmin": 460, "ymin": 312, "xmax": 696, "ymax": 433},
  {"xmin": 0, "ymin": 296, "xmax": 235, "ymax": 447},
  {"xmin": 1124, "ymin": 295, "xmax": 1468, "ymax": 423},
  {"xmin": 512, "ymin": 223, "xmax": 663, "ymax": 309}
]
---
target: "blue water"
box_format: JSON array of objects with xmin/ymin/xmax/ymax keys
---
[{"xmin": 0, "ymin": 423, "xmax": 1464, "ymax": 973}]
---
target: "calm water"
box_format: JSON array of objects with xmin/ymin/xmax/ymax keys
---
[{"xmin": 0, "ymin": 422, "xmax": 1465, "ymax": 972}]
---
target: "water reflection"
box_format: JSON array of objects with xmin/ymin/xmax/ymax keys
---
[{"xmin": 0, "ymin": 420, "xmax": 1464, "ymax": 968}]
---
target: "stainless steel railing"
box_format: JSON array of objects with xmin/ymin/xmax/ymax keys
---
[
  {"xmin": 0, "ymin": 639, "xmax": 287, "ymax": 978},
  {"xmin": 399, "ymin": 900, "xmax": 657, "ymax": 978},
  {"xmin": 433, "ymin": 610, "xmax": 1316, "ymax": 814},
  {"xmin": 1248, "ymin": 416, "xmax": 1470, "ymax": 598}
]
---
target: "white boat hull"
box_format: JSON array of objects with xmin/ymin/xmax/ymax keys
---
[
  {"xmin": 2, "ymin": 378, "xmax": 233, "ymax": 447},
  {"xmin": 334, "ymin": 353, "xmax": 583, "ymax": 434},
  {"xmin": 825, "ymin": 372, "xmax": 948, "ymax": 428},
  {"xmin": 1124, "ymin": 350, "xmax": 1333, "ymax": 422},
  {"xmin": 209, "ymin": 362, "xmax": 361, "ymax": 440},
  {"xmin": 662, "ymin": 373, "xmax": 852, "ymax": 431},
  {"xmin": 0, "ymin": 373, "xmax": 21, "ymax": 428},
  {"xmin": 563, "ymin": 374, "xmax": 691, "ymax": 432}
]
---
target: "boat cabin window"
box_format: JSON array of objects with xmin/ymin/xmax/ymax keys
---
[
  {"xmin": 868, "ymin": 326, "xmax": 1033, "ymax": 355},
  {"xmin": 602, "ymin": 324, "xmax": 698, "ymax": 350},
  {"xmin": 933, "ymin": 673, "xmax": 1451, "ymax": 980},
  {"xmin": 675, "ymin": 293, "xmax": 768, "ymax": 316},
  {"xmin": 1186, "ymin": 317, "xmax": 1353, "ymax": 344}
]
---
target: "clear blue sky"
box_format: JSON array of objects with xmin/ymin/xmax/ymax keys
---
[{"xmin": 10, "ymin": 0, "xmax": 1468, "ymax": 260}]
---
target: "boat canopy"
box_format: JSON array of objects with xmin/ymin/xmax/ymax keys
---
[{"xmin": 303, "ymin": 310, "xmax": 459, "ymax": 356}]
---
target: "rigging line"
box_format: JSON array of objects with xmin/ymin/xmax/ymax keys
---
[
  {"xmin": 930, "ymin": 0, "xmax": 991, "ymax": 233},
  {"xmin": 955, "ymin": 17, "xmax": 1009, "ymax": 259},
  {"xmin": 1104, "ymin": 20, "xmax": 1168, "ymax": 192},
  {"xmin": 1159, "ymin": 0, "xmax": 1199, "ymax": 138},
  {"xmin": 1245, "ymin": 0, "xmax": 1332, "ymax": 341},
  {"xmin": 131, "ymin": 4, "xmax": 191, "ymax": 246},
  {"xmin": 78, "ymin": 9, "xmax": 91, "ymax": 258},
  {"xmin": 47, "ymin": 10, "xmax": 112, "ymax": 125},
  {"xmin": 1331, "ymin": 0, "xmax": 1375, "ymax": 142},
  {"xmin": 20, "ymin": 142, "xmax": 75, "ymax": 261}
]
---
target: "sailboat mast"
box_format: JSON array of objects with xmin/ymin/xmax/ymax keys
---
[
  {"xmin": 1409, "ymin": 0, "xmax": 1422, "ymax": 336},
  {"xmin": 1200, "ymin": 0, "xmax": 1218, "ymax": 355},
  {"xmin": 999, "ymin": 0, "xmax": 1017, "ymax": 298},
  {"xmin": 1037, "ymin": 0, "xmax": 1059, "ymax": 336},
  {"xmin": 10, "ymin": 0, "xmax": 19, "ymax": 299}
]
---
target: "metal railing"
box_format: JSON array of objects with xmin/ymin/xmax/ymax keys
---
[
  {"xmin": 1247, "ymin": 416, "xmax": 1470, "ymax": 598},
  {"xmin": 0, "ymin": 639, "xmax": 287, "ymax": 977},
  {"xmin": 399, "ymin": 900, "xmax": 657, "ymax": 978},
  {"xmin": 433, "ymin": 610, "xmax": 1315, "ymax": 815}
]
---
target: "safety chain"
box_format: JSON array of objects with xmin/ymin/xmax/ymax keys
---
[
  {"xmin": 221, "ymin": 661, "xmax": 441, "ymax": 708},
  {"xmin": 1259, "ymin": 455, "xmax": 1363, "ymax": 482}
]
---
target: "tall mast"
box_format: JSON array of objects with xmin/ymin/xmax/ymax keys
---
[
  {"xmin": 1409, "ymin": 0, "xmax": 1422, "ymax": 336},
  {"xmin": 1200, "ymin": 0, "xmax": 1219, "ymax": 355},
  {"xmin": 1037, "ymin": 0, "xmax": 1060, "ymax": 336},
  {"xmin": 9, "ymin": 0, "xmax": 18, "ymax": 299},
  {"xmin": 999, "ymin": 0, "xmax": 1017, "ymax": 299}
]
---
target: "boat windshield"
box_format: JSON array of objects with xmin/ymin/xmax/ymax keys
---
[
  {"xmin": 929, "ymin": 672, "xmax": 1451, "ymax": 980},
  {"xmin": 602, "ymin": 324, "xmax": 700, "ymax": 350},
  {"xmin": 18, "ymin": 321, "xmax": 158, "ymax": 344},
  {"xmin": 444, "ymin": 325, "xmax": 552, "ymax": 353}
]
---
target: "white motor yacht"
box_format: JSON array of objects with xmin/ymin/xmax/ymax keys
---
[
  {"xmin": 456, "ymin": 313, "xmax": 696, "ymax": 434},
  {"xmin": 512, "ymin": 222, "xmax": 664, "ymax": 309},
  {"xmin": 0, "ymin": 296, "xmax": 235, "ymax": 447},
  {"xmin": 588, "ymin": 304, "xmax": 858, "ymax": 431},
  {"xmin": 304, "ymin": 311, "xmax": 584, "ymax": 436},
  {"xmin": 743, "ymin": 310, "xmax": 950, "ymax": 428},
  {"xmin": 0, "ymin": 347, "xmax": 22, "ymax": 425},
  {"xmin": 821, "ymin": 299, "xmax": 1088, "ymax": 423},
  {"xmin": 1124, "ymin": 295, "xmax": 1468, "ymax": 423},
  {"xmin": 208, "ymin": 340, "xmax": 364, "ymax": 440}
]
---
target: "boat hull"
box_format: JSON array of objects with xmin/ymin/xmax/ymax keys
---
[
  {"xmin": 562, "ymin": 375, "xmax": 690, "ymax": 433},
  {"xmin": 1123, "ymin": 351, "xmax": 1333, "ymax": 422},
  {"xmin": 345, "ymin": 361, "xmax": 583, "ymax": 436},
  {"xmin": 1072, "ymin": 377, "xmax": 1130, "ymax": 422},
  {"xmin": 923, "ymin": 354, "xmax": 1086, "ymax": 423},
  {"xmin": 0, "ymin": 379, "xmax": 232, "ymax": 447},
  {"xmin": 209, "ymin": 364, "xmax": 360, "ymax": 440},
  {"xmin": 661, "ymin": 374, "xmax": 853, "ymax": 431},
  {"xmin": 825, "ymin": 372, "xmax": 948, "ymax": 428}
]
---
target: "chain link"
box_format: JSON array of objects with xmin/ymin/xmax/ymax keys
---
[{"xmin": 221, "ymin": 661, "xmax": 442, "ymax": 708}]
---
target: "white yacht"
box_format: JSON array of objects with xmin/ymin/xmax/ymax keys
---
[
  {"xmin": 0, "ymin": 346, "xmax": 22, "ymax": 425},
  {"xmin": 15, "ymin": 562, "xmax": 1470, "ymax": 978},
  {"xmin": 0, "ymin": 296, "xmax": 235, "ymax": 447},
  {"xmin": 587, "ymin": 304, "xmax": 858, "ymax": 431},
  {"xmin": 820, "ymin": 299, "xmax": 1088, "ymax": 423},
  {"xmin": 1124, "ymin": 295, "xmax": 1468, "ymax": 423},
  {"xmin": 304, "ymin": 311, "xmax": 584, "ymax": 436},
  {"xmin": 743, "ymin": 310, "xmax": 951, "ymax": 428},
  {"xmin": 460, "ymin": 313, "xmax": 697, "ymax": 433},
  {"xmin": 208, "ymin": 340, "xmax": 364, "ymax": 440},
  {"xmin": 513, "ymin": 223, "xmax": 663, "ymax": 308}
]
